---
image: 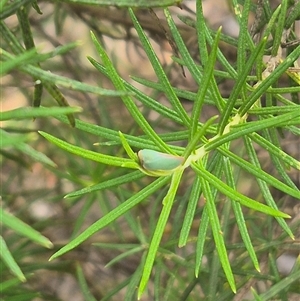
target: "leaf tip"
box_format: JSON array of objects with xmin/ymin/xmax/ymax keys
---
[
  {"xmin": 49, "ymin": 253, "xmax": 58, "ymax": 262},
  {"xmin": 282, "ymin": 213, "xmax": 291, "ymax": 219},
  {"xmin": 45, "ymin": 241, "xmax": 54, "ymax": 249},
  {"xmin": 20, "ymin": 275, "xmax": 27, "ymax": 282}
]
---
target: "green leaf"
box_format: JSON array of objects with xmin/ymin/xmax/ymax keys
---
[
  {"xmin": 189, "ymin": 27, "xmax": 221, "ymax": 139},
  {"xmin": 243, "ymin": 135, "xmax": 295, "ymax": 239},
  {"xmin": 119, "ymin": 131, "xmax": 138, "ymax": 161},
  {"xmin": 218, "ymin": 146, "xmax": 300, "ymax": 200},
  {"xmin": 89, "ymin": 31, "xmax": 173, "ymax": 154},
  {"xmin": 65, "ymin": 170, "xmax": 144, "ymax": 198},
  {"xmin": 138, "ymin": 170, "xmax": 183, "ymax": 298},
  {"xmin": 55, "ymin": 0, "xmax": 182, "ymax": 7},
  {"xmin": 0, "ymin": 236, "xmax": 26, "ymax": 282},
  {"xmin": 223, "ymin": 156, "xmax": 260, "ymax": 271},
  {"xmin": 0, "ymin": 106, "xmax": 82, "ymax": 121},
  {"xmin": 125, "ymin": 261, "xmax": 144, "ymax": 301},
  {"xmin": 76, "ymin": 263, "xmax": 97, "ymax": 301},
  {"xmin": 206, "ymin": 109, "xmax": 300, "ymax": 151},
  {"xmin": 1, "ymin": 129, "xmax": 56, "ymax": 167},
  {"xmin": 128, "ymin": 8, "xmax": 190, "ymax": 127},
  {"xmin": 200, "ymin": 176, "xmax": 236, "ymax": 293},
  {"xmin": 50, "ymin": 176, "xmax": 170, "ymax": 260},
  {"xmin": 1, "ymin": 49, "xmax": 128, "ymax": 97},
  {"xmin": 39, "ymin": 131, "xmax": 139, "ymax": 169},
  {"xmin": 239, "ymin": 44, "xmax": 300, "ymax": 115},
  {"xmin": 178, "ymin": 175, "xmax": 201, "ymax": 247},
  {"xmin": 195, "ymin": 206, "xmax": 209, "ymax": 277},
  {"xmin": 192, "ymin": 164, "xmax": 290, "ymax": 218},
  {"xmin": 0, "ymin": 0, "xmax": 32, "ymax": 19},
  {"xmin": 0, "ymin": 208, "xmax": 53, "ymax": 248},
  {"xmin": 259, "ymin": 269, "xmax": 300, "ymax": 300},
  {"xmin": 15, "ymin": 142, "xmax": 57, "ymax": 167},
  {"xmin": 0, "ymin": 129, "xmax": 33, "ymax": 148},
  {"xmin": 1, "ymin": 48, "xmax": 37, "ymax": 75},
  {"xmin": 91, "ymin": 58, "xmax": 188, "ymax": 125},
  {"xmin": 218, "ymin": 37, "xmax": 267, "ymax": 134},
  {"xmin": 271, "ymin": 0, "xmax": 288, "ymax": 56}
]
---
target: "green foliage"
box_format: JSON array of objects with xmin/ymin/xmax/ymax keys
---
[
  {"xmin": 58, "ymin": 0, "xmax": 182, "ymax": 7},
  {"xmin": 1, "ymin": 0, "xmax": 300, "ymax": 300}
]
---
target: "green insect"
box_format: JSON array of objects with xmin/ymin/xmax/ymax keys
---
[{"xmin": 138, "ymin": 149, "xmax": 184, "ymax": 176}]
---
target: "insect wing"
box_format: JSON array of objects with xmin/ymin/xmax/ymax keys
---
[{"xmin": 138, "ymin": 149, "xmax": 183, "ymax": 171}]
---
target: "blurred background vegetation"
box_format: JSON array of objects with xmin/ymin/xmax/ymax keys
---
[{"xmin": 1, "ymin": 0, "xmax": 300, "ymax": 300}]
